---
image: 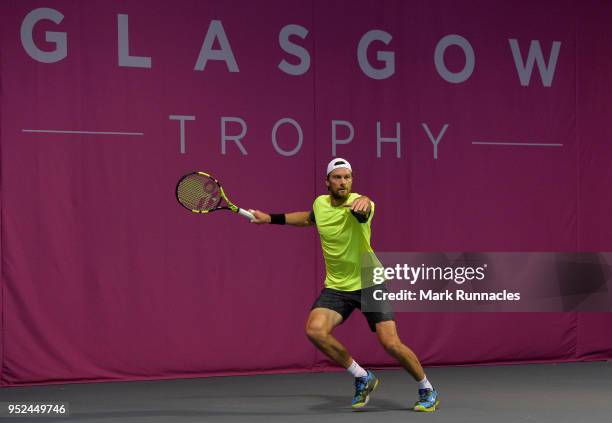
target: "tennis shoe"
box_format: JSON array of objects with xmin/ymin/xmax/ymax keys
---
[
  {"xmin": 351, "ymin": 370, "xmax": 380, "ymax": 408},
  {"xmin": 413, "ymin": 387, "xmax": 439, "ymax": 412}
]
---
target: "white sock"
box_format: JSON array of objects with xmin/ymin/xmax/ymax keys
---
[
  {"xmin": 418, "ymin": 376, "xmax": 433, "ymax": 390},
  {"xmin": 346, "ymin": 360, "xmax": 368, "ymax": 378}
]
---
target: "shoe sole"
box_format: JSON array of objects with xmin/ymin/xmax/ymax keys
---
[
  {"xmin": 414, "ymin": 399, "xmax": 440, "ymax": 412},
  {"xmin": 351, "ymin": 378, "xmax": 380, "ymax": 409}
]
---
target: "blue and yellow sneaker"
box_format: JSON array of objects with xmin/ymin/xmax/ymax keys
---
[
  {"xmin": 351, "ymin": 370, "xmax": 380, "ymax": 409},
  {"xmin": 414, "ymin": 387, "xmax": 439, "ymax": 412}
]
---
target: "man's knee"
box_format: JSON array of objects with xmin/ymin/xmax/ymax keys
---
[
  {"xmin": 305, "ymin": 320, "xmax": 330, "ymax": 344},
  {"xmin": 305, "ymin": 309, "xmax": 341, "ymax": 344}
]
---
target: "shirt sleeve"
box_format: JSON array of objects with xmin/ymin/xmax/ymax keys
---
[{"xmin": 309, "ymin": 210, "xmax": 316, "ymax": 224}]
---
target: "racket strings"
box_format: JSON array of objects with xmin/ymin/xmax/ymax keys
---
[{"xmin": 177, "ymin": 174, "xmax": 222, "ymax": 211}]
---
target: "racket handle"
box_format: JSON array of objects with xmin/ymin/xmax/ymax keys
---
[{"xmin": 238, "ymin": 208, "xmax": 255, "ymax": 221}]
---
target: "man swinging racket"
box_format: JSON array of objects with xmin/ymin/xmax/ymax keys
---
[{"xmin": 249, "ymin": 158, "xmax": 439, "ymax": 412}]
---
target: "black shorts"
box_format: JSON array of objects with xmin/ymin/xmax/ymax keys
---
[{"xmin": 311, "ymin": 286, "xmax": 395, "ymax": 332}]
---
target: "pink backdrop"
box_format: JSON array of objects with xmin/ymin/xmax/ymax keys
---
[{"xmin": 1, "ymin": 0, "xmax": 611, "ymax": 386}]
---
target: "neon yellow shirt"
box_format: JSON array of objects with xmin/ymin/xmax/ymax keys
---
[{"xmin": 312, "ymin": 193, "xmax": 379, "ymax": 291}]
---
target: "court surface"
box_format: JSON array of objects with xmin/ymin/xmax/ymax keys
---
[{"xmin": 0, "ymin": 361, "xmax": 610, "ymax": 423}]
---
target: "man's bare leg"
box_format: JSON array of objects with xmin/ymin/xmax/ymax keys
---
[
  {"xmin": 306, "ymin": 308, "xmax": 380, "ymax": 408},
  {"xmin": 376, "ymin": 320, "xmax": 439, "ymax": 411},
  {"xmin": 375, "ymin": 320, "xmax": 425, "ymax": 380},
  {"xmin": 305, "ymin": 308, "xmax": 352, "ymax": 367}
]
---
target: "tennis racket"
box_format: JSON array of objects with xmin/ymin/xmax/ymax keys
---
[{"xmin": 175, "ymin": 171, "xmax": 255, "ymax": 220}]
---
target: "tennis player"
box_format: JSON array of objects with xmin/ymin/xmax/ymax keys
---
[{"xmin": 249, "ymin": 158, "xmax": 439, "ymax": 412}]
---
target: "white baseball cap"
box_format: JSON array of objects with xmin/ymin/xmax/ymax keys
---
[{"xmin": 326, "ymin": 158, "xmax": 352, "ymax": 175}]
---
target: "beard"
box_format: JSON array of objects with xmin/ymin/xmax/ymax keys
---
[{"xmin": 329, "ymin": 187, "xmax": 350, "ymax": 201}]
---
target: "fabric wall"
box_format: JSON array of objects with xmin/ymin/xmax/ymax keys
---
[
  {"xmin": 573, "ymin": 0, "xmax": 612, "ymax": 363},
  {"xmin": 0, "ymin": 0, "xmax": 610, "ymax": 386}
]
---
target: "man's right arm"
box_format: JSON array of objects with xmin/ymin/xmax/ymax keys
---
[{"xmin": 249, "ymin": 210, "xmax": 314, "ymax": 227}]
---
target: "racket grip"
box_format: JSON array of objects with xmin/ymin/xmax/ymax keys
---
[{"xmin": 238, "ymin": 208, "xmax": 255, "ymax": 221}]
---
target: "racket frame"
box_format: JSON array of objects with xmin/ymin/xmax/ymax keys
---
[{"xmin": 176, "ymin": 171, "xmax": 254, "ymax": 220}]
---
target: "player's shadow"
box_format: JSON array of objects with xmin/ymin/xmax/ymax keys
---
[
  {"xmin": 308, "ymin": 394, "xmax": 410, "ymax": 413},
  {"xmin": 65, "ymin": 398, "xmax": 410, "ymax": 421},
  {"xmin": 60, "ymin": 393, "xmax": 411, "ymax": 420}
]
